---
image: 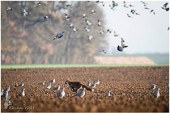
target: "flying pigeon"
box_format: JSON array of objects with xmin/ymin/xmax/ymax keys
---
[
  {"xmin": 97, "ymin": 19, "xmax": 102, "ymax": 27},
  {"xmin": 91, "ymin": 9, "xmax": 96, "ymax": 14},
  {"xmin": 107, "ymin": 29, "xmax": 112, "ymax": 33},
  {"xmin": 44, "ymin": 15, "xmax": 49, "ymax": 20},
  {"xmin": 53, "ymin": 31, "xmax": 64, "ymax": 40},
  {"xmin": 65, "ymin": 14, "xmax": 70, "ymax": 21},
  {"xmin": 69, "ymin": 23, "xmax": 74, "ymax": 28},
  {"xmin": 127, "ymin": 13, "xmax": 132, "ymax": 18},
  {"xmin": 150, "ymin": 9, "xmax": 155, "ymax": 15},
  {"xmin": 114, "ymin": 31, "xmax": 119, "ymax": 37},
  {"xmin": 82, "ymin": 13, "xmax": 87, "ymax": 19},
  {"xmin": 85, "ymin": 19, "xmax": 92, "ymax": 26},
  {"xmin": 161, "ymin": 3, "xmax": 169, "ymax": 11},
  {"xmin": 117, "ymin": 38, "xmax": 128, "ymax": 51},
  {"xmin": 84, "ymin": 26, "xmax": 90, "ymax": 32},
  {"xmin": 99, "ymin": 50, "xmax": 107, "ymax": 54},
  {"xmin": 21, "ymin": 9, "xmax": 29, "ymax": 17},
  {"xmin": 88, "ymin": 35, "xmax": 93, "ymax": 41},
  {"xmin": 6, "ymin": 7, "xmax": 12, "ymax": 12}
]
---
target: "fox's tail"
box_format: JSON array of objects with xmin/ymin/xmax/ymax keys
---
[{"xmin": 82, "ymin": 84, "xmax": 92, "ymax": 91}]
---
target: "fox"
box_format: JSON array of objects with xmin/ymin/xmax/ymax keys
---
[{"xmin": 65, "ymin": 80, "xmax": 92, "ymax": 92}]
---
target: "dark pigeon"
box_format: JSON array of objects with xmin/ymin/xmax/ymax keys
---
[{"xmin": 53, "ymin": 32, "xmax": 64, "ymax": 40}]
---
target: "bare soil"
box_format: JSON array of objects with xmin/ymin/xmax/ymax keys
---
[{"xmin": 1, "ymin": 66, "xmax": 169, "ymax": 112}]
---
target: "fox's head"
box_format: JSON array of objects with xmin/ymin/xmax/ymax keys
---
[{"xmin": 65, "ymin": 80, "xmax": 70, "ymax": 84}]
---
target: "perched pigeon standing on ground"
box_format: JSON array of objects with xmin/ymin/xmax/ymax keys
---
[
  {"xmin": 151, "ymin": 84, "xmax": 157, "ymax": 90},
  {"xmin": 117, "ymin": 38, "xmax": 128, "ymax": 51},
  {"xmin": 153, "ymin": 88, "xmax": 160, "ymax": 98},
  {"xmin": 94, "ymin": 79, "xmax": 100, "ymax": 85},
  {"xmin": 47, "ymin": 82, "xmax": 52, "ymax": 89},
  {"xmin": 1, "ymin": 88, "xmax": 4, "ymax": 96},
  {"xmin": 17, "ymin": 88, "xmax": 25, "ymax": 97},
  {"xmin": 51, "ymin": 79, "xmax": 55, "ymax": 83},
  {"xmin": 53, "ymin": 31, "xmax": 64, "ymax": 40},
  {"xmin": 87, "ymin": 82, "xmax": 92, "ymax": 87},
  {"xmin": 91, "ymin": 9, "xmax": 96, "ymax": 14},
  {"xmin": 4, "ymin": 97, "xmax": 12, "ymax": 109},
  {"xmin": 74, "ymin": 88, "xmax": 86, "ymax": 98},
  {"xmin": 18, "ymin": 82, "xmax": 24, "ymax": 87},
  {"xmin": 53, "ymin": 84, "xmax": 60, "ymax": 90},
  {"xmin": 42, "ymin": 81, "xmax": 45, "ymax": 85},
  {"xmin": 57, "ymin": 88, "xmax": 65, "ymax": 98},
  {"xmin": 105, "ymin": 91, "xmax": 111, "ymax": 97},
  {"xmin": 21, "ymin": 88, "xmax": 25, "ymax": 97}
]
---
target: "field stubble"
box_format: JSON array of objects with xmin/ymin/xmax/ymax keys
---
[{"xmin": 1, "ymin": 66, "xmax": 169, "ymax": 112}]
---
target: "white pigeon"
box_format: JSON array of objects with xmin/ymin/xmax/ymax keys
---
[
  {"xmin": 105, "ymin": 91, "xmax": 111, "ymax": 97},
  {"xmin": 1, "ymin": 88, "xmax": 4, "ymax": 96},
  {"xmin": 94, "ymin": 79, "xmax": 100, "ymax": 85},
  {"xmin": 75, "ymin": 88, "xmax": 86, "ymax": 98},
  {"xmin": 151, "ymin": 84, "xmax": 157, "ymax": 90},
  {"xmin": 87, "ymin": 82, "xmax": 92, "ymax": 87},
  {"xmin": 85, "ymin": 19, "xmax": 92, "ymax": 26},
  {"xmin": 6, "ymin": 6, "xmax": 12, "ymax": 12},
  {"xmin": 97, "ymin": 20, "xmax": 102, "ymax": 26},
  {"xmin": 4, "ymin": 98, "xmax": 12, "ymax": 109},
  {"xmin": 47, "ymin": 82, "xmax": 52, "ymax": 89},
  {"xmin": 82, "ymin": 13, "xmax": 87, "ymax": 18},
  {"xmin": 53, "ymin": 84, "xmax": 60, "ymax": 90},
  {"xmin": 73, "ymin": 27, "xmax": 77, "ymax": 32},
  {"xmin": 84, "ymin": 26, "xmax": 90, "ymax": 32},
  {"xmin": 69, "ymin": 23, "xmax": 74, "ymax": 28},
  {"xmin": 21, "ymin": 88, "xmax": 25, "ymax": 97},
  {"xmin": 153, "ymin": 88, "xmax": 160, "ymax": 98},
  {"xmin": 7, "ymin": 86, "xmax": 10, "ymax": 91},
  {"xmin": 51, "ymin": 79, "xmax": 55, "ymax": 83},
  {"xmin": 90, "ymin": 83, "xmax": 97, "ymax": 89},
  {"xmin": 57, "ymin": 88, "xmax": 65, "ymax": 98},
  {"xmin": 42, "ymin": 81, "xmax": 45, "ymax": 85},
  {"xmin": 18, "ymin": 82, "xmax": 24, "ymax": 87},
  {"xmin": 88, "ymin": 35, "xmax": 93, "ymax": 41},
  {"xmin": 17, "ymin": 88, "xmax": 25, "ymax": 97}
]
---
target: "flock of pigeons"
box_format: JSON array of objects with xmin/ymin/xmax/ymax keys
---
[
  {"xmin": 5, "ymin": 1, "xmax": 169, "ymax": 53},
  {"xmin": 1, "ymin": 78, "xmax": 162, "ymax": 110}
]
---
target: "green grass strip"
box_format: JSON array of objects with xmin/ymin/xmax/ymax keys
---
[{"xmin": 1, "ymin": 64, "xmax": 169, "ymax": 69}]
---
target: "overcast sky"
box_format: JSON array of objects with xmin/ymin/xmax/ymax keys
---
[{"xmin": 98, "ymin": 1, "xmax": 169, "ymax": 54}]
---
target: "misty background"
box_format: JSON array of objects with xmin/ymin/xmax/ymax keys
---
[{"xmin": 1, "ymin": 1, "xmax": 169, "ymax": 65}]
